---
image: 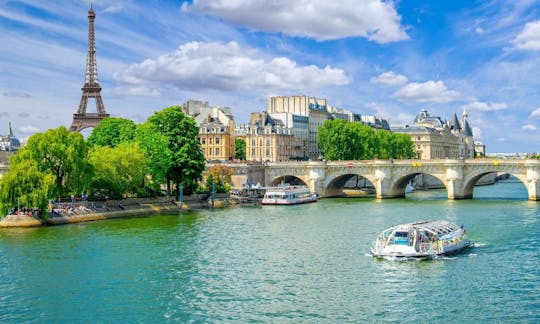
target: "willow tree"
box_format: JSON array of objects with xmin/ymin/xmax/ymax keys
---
[
  {"xmin": 12, "ymin": 126, "xmax": 92, "ymax": 198},
  {"xmin": 0, "ymin": 158, "xmax": 55, "ymax": 217}
]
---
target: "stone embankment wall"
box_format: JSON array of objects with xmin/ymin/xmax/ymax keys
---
[{"xmin": 0, "ymin": 194, "xmax": 233, "ymax": 228}]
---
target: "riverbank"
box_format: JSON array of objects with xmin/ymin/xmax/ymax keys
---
[{"xmin": 0, "ymin": 195, "xmax": 233, "ymax": 228}]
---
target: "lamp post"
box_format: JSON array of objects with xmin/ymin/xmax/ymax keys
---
[
  {"xmin": 178, "ymin": 185, "xmax": 184, "ymax": 211},
  {"xmin": 211, "ymin": 182, "xmax": 215, "ymax": 208}
]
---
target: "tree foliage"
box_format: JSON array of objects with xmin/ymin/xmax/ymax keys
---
[
  {"xmin": 12, "ymin": 126, "xmax": 92, "ymax": 198},
  {"xmin": 318, "ymin": 120, "xmax": 416, "ymax": 160},
  {"xmin": 235, "ymin": 138, "xmax": 246, "ymax": 160},
  {"xmin": 87, "ymin": 142, "xmax": 147, "ymax": 199},
  {"xmin": 145, "ymin": 106, "xmax": 205, "ymax": 195},
  {"xmin": 204, "ymin": 164, "xmax": 233, "ymax": 193},
  {"xmin": 134, "ymin": 122, "xmax": 172, "ymax": 195},
  {"xmin": 0, "ymin": 158, "xmax": 55, "ymax": 217},
  {"xmin": 87, "ymin": 117, "xmax": 136, "ymax": 148}
]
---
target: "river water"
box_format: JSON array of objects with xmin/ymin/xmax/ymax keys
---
[{"xmin": 1, "ymin": 179, "xmax": 539, "ymax": 322}]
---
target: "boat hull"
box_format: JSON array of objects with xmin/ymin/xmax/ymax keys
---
[
  {"xmin": 371, "ymin": 241, "xmax": 473, "ymax": 258},
  {"xmin": 261, "ymin": 197, "xmax": 318, "ymax": 205}
]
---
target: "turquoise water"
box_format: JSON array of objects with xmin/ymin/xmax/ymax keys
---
[{"xmin": 1, "ymin": 179, "xmax": 539, "ymax": 322}]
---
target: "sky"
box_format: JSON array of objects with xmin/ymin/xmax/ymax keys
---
[{"xmin": 1, "ymin": 0, "xmax": 540, "ymax": 153}]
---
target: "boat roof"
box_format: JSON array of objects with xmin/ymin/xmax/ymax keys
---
[
  {"xmin": 388, "ymin": 220, "xmax": 461, "ymax": 236},
  {"xmin": 265, "ymin": 185, "xmax": 310, "ymax": 192}
]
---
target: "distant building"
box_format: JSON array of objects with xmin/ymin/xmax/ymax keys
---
[
  {"xmin": 0, "ymin": 122, "xmax": 21, "ymax": 165},
  {"xmin": 242, "ymin": 112, "xmax": 294, "ymax": 162},
  {"xmin": 184, "ymin": 100, "xmax": 235, "ymax": 161},
  {"xmin": 392, "ymin": 109, "xmax": 474, "ymax": 159},
  {"xmin": 474, "ymin": 141, "xmax": 486, "ymax": 157},
  {"xmin": 267, "ymin": 96, "xmax": 331, "ymax": 159}
]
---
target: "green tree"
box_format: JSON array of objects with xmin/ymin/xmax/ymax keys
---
[
  {"xmin": 204, "ymin": 164, "xmax": 233, "ymax": 193},
  {"xmin": 134, "ymin": 122, "xmax": 172, "ymax": 195},
  {"xmin": 87, "ymin": 142, "xmax": 147, "ymax": 199},
  {"xmin": 392, "ymin": 133, "xmax": 416, "ymax": 159},
  {"xmin": 318, "ymin": 120, "xmax": 378, "ymax": 160},
  {"xmin": 87, "ymin": 117, "xmax": 136, "ymax": 148},
  {"xmin": 0, "ymin": 158, "xmax": 55, "ymax": 217},
  {"xmin": 318, "ymin": 120, "xmax": 415, "ymax": 160},
  {"xmin": 235, "ymin": 138, "xmax": 246, "ymax": 160},
  {"xmin": 146, "ymin": 106, "xmax": 205, "ymax": 195},
  {"xmin": 374, "ymin": 130, "xmax": 415, "ymax": 159},
  {"xmin": 12, "ymin": 127, "xmax": 92, "ymax": 198}
]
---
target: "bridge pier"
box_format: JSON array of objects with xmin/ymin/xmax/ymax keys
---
[{"xmin": 526, "ymin": 166, "xmax": 540, "ymax": 201}]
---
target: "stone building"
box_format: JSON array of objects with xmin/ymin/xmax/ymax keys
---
[
  {"xmin": 243, "ymin": 112, "xmax": 294, "ymax": 162},
  {"xmin": 392, "ymin": 109, "xmax": 475, "ymax": 159},
  {"xmin": 184, "ymin": 100, "xmax": 235, "ymax": 162},
  {"xmin": 0, "ymin": 122, "xmax": 21, "ymax": 165},
  {"xmin": 267, "ymin": 95, "xmax": 331, "ymax": 160}
]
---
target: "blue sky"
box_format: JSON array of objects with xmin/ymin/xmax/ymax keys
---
[{"xmin": 1, "ymin": 0, "xmax": 540, "ymax": 153}]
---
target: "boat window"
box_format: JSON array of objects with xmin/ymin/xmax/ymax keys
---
[{"xmin": 394, "ymin": 232, "xmax": 409, "ymax": 245}]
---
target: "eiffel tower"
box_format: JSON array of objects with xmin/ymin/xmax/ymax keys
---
[{"xmin": 70, "ymin": 4, "xmax": 109, "ymax": 132}]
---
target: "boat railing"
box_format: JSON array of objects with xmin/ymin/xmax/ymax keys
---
[{"xmin": 418, "ymin": 242, "xmax": 439, "ymax": 254}]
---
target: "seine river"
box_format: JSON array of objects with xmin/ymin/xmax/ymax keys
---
[{"xmin": 1, "ymin": 178, "xmax": 539, "ymax": 322}]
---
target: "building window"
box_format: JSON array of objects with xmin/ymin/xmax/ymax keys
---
[
  {"xmin": 201, "ymin": 138, "xmax": 206, "ymax": 145},
  {"xmin": 216, "ymin": 148, "xmax": 220, "ymax": 156},
  {"xmin": 216, "ymin": 137, "xmax": 220, "ymax": 145},
  {"xmin": 266, "ymin": 148, "xmax": 270, "ymax": 156},
  {"xmin": 209, "ymin": 138, "xmax": 213, "ymax": 144}
]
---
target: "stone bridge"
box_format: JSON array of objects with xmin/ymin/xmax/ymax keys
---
[{"xmin": 222, "ymin": 159, "xmax": 540, "ymax": 200}]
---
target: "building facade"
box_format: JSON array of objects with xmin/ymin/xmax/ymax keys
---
[
  {"xmin": 392, "ymin": 109, "xmax": 475, "ymax": 160},
  {"xmin": 243, "ymin": 112, "xmax": 294, "ymax": 162},
  {"xmin": 184, "ymin": 100, "xmax": 235, "ymax": 162}
]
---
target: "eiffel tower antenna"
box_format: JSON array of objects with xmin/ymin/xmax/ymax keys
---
[{"xmin": 70, "ymin": 3, "xmax": 109, "ymax": 132}]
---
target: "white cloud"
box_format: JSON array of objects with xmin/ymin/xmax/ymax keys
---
[
  {"xmin": 370, "ymin": 71, "xmax": 408, "ymax": 86},
  {"xmin": 114, "ymin": 41, "xmax": 351, "ymax": 93},
  {"xmin": 182, "ymin": 0, "xmax": 409, "ymax": 43},
  {"xmin": 114, "ymin": 86, "xmax": 161, "ymax": 98},
  {"xmin": 104, "ymin": 4, "xmax": 125, "ymax": 13},
  {"xmin": 462, "ymin": 101, "xmax": 508, "ymax": 112},
  {"xmin": 522, "ymin": 124, "xmax": 537, "ymax": 131},
  {"xmin": 393, "ymin": 80, "xmax": 463, "ymax": 103},
  {"xmin": 3, "ymin": 91, "xmax": 32, "ymax": 98},
  {"xmin": 365, "ymin": 102, "xmax": 414, "ymax": 125},
  {"xmin": 18, "ymin": 125, "xmax": 40, "ymax": 133},
  {"xmin": 529, "ymin": 107, "xmax": 540, "ymax": 119},
  {"xmin": 512, "ymin": 20, "xmax": 540, "ymax": 50},
  {"xmin": 472, "ymin": 127, "xmax": 482, "ymax": 139}
]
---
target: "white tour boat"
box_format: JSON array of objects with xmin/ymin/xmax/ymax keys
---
[
  {"xmin": 370, "ymin": 220, "xmax": 472, "ymax": 258},
  {"xmin": 261, "ymin": 186, "xmax": 319, "ymax": 205}
]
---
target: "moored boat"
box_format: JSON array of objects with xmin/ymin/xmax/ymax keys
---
[
  {"xmin": 370, "ymin": 220, "xmax": 472, "ymax": 258},
  {"xmin": 261, "ymin": 186, "xmax": 318, "ymax": 205}
]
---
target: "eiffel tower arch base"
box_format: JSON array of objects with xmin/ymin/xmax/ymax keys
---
[{"xmin": 69, "ymin": 113, "xmax": 109, "ymax": 132}]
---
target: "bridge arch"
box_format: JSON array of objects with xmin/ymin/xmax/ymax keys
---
[
  {"xmin": 462, "ymin": 169, "xmax": 528, "ymax": 199},
  {"xmin": 324, "ymin": 173, "xmax": 376, "ymax": 197},
  {"xmin": 388, "ymin": 172, "xmax": 448, "ymax": 198},
  {"xmin": 269, "ymin": 175, "xmax": 309, "ymax": 187}
]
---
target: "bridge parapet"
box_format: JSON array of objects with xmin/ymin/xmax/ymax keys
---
[{"xmin": 216, "ymin": 159, "xmax": 540, "ymax": 200}]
